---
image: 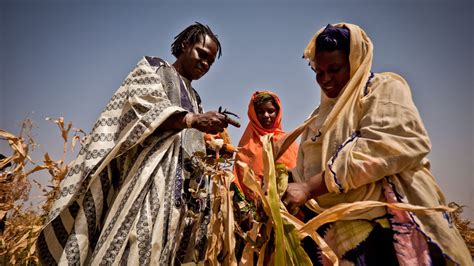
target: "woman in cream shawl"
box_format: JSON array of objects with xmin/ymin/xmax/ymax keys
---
[{"xmin": 282, "ymin": 23, "xmax": 471, "ymax": 265}]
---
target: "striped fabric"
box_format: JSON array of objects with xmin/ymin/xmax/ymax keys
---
[{"xmin": 37, "ymin": 57, "xmax": 210, "ymax": 265}]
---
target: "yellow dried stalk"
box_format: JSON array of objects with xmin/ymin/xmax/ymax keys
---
[
  {"xmin": 239, "ymin": 134, "xmax": 312, "ymax": 266},
  {"xmin": 205, "ymin": 169, "xmax": 237, "ymax": 265},
  {"xmin": 0, "ymin": 122, "xmax": 34, "ymax": 216},
  {"xmin": 0, "ymin": 117, "xmax": 85, "ymax": 264},
  {"xmin": 0, "ymin": 208, "xmax": 42, "ymax": 264},
  {"xmin": 281, "ymin": 201, "xmax": 456, "ymax": 265},
  {"xmin": 238, "ymin": 134, "xmax": 461, "ymax": 266},
  {"xmin": 195, "ymin": 155, "xmax": 237, "ymax": 265},
  {"xmin": 448, "ymin": 202, "xmax": 474, "ymax": 255}
]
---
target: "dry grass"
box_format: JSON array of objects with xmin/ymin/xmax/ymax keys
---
[
  {"xmin": 1, "ymin": 118, "xmax": 472, "ymax": 265},
  {"xmin": 0, "ymin": 118, "xmax": 85, "ymax": 264},
  {"xmin": 449, "ymin": 202, "xmax": 474, "ymax": 254}
]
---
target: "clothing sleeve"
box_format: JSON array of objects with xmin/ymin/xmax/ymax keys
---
[
  {"xmin": 42, "ymin": 58, "xmax": 186, "ymax": 235},
  {"xmin": 324, "ymin": 75, "xmax": 432, "ymax": 193},
  {"xmin": 100, "ymin": 61, "xmax": 186, "ymax": 160},
  {"xmin": 291, "ymin": 128, "xmax": 308, "ymax": 183}
]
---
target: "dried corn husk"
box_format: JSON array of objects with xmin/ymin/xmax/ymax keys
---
[
  {"xmin": 239, "ymin": 134, "xmax": 313, "ymax": 266},
  {"xmin": 238, "ymin": 134, "xmax": 462, "ymax": 265},
  {"xmin": 193, "ymin": 153, "xmax": 237, "ymax": 265},
  {"xmin": 0, "ymin": 118, "xmax": 85, "ymax": 264},
  {"xmin": 448, "ymin": 202, "xmax": 474, "ymax": 254}
]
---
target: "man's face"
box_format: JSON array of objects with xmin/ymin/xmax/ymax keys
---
[{"xmin": 178, "ymin": 34, "xmax": 218, "ymax": 81}]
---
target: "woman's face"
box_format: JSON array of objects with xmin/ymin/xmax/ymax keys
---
[
  {"xmin": 255, "ymin": 100, "xmax": 278, "ymax": 129},
  {"xmin": 312, "ymin": 50, "xmax": 350, "ymax": 98}
]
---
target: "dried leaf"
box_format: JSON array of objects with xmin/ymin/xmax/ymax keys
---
[
  {"xmin": 200, "ymin": 154, "xmax": 237, "ymax": 265},
  {"xmin": 238, "ymin": 135, "xmax": 312, "ymax": 265},
  {"xmin": 261, "ymin": 135, "xmax": 286, "ymax": 265},
  {"xmin": 448, "ymin": 202, "xmax": 474, "ymax": 254},
  {"xmin": 0, "ymin": 118, "xmax": 84, "ymax": 263}
]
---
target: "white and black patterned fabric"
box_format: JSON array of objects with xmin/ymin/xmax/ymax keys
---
[{"xmin": 37, "ymin": 57, "xmax": 211, "ymax": 265}]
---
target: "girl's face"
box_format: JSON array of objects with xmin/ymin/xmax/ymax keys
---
[{"xmin": 255, "ymin": 100, "xmax": 278, "ymax": 129}]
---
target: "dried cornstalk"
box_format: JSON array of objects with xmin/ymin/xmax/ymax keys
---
[
  {"xmin": 0, "ymin": 208, "xmax": 42, "ymax": 264},
  {"xmin": 448, "ymin": 202, "xmax": 474, "ymax": 254},
  {"xmin": 0, "ymin": 117, "xmax": 85, "ymax": 264},
  {"xmin": 238, "ymin": 134, "xmax": 463, "ymax": 265},
  {"xmin": 0, "ymin": 121, "xmax": 35, "ymax": 216},
  {"xmin": 193, "ymin": 154, "xmax": 237, "ymax": 266},
  {"xmin": 239, "ymin": 134, "xmax": 312, "ymax": 265}
]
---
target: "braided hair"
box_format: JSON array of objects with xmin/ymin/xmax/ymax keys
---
[
  {"xmin": 171, "ymin": 22, "xmax": 222, "ymax": 59},
  {"xmin": 316, "ymin": 24, "xmax": 350, "ymax": 56}
]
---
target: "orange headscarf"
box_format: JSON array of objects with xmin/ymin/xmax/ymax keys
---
[{"xmin": 233, "ymin": 90, "xmax": 299, "ymax": 198}]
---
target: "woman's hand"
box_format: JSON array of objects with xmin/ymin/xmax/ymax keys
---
[
  {"xmin": 282, "ymin": 171, "xmax": 328, "ymax": 211},
  {"xmin": 283, "ymin": 182, "xmax": 312, "ymax": 211}
]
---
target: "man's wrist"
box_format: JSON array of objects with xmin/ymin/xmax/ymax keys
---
[{"xmin": 185, "ymin": 113, "xmax": 194, "ymax": 128}]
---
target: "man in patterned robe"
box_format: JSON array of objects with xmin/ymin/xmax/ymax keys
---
[{"xmin": 37, "ymin": 22, "xmax": 232, "ymax": 265}]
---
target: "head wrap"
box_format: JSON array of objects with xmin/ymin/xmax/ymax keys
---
[
  {"xmin": 252, "ymin": 92, "xmax": 279, "ymax": 112},
  {"xmin": 301, "ymin": 23, "xmax": 375, "ymax": 190},
  {"xmin": 234, "ymin": 90, "xmax": 298, "ymax": 198}
]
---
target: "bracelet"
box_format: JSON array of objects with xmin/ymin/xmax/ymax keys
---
[{"xmin": 185, "ymin": 113, "xmax": 193, "ymax": 128}]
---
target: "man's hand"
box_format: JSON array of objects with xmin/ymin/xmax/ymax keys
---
[
  {"xmin": 159, "ymin": 110, "xmax": 240, "ymax": 134},
  {"xmin": 218, "ymin": 107, "xmax": 241, "ymax": 128},
  {"xmin": 191, "ymin": 111, "xmax": 230, "ymax": 134}
]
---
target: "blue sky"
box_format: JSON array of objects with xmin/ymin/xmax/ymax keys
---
[{"xmin": 1, "ymin": 0, "xmax": 472, "ymax": 218}]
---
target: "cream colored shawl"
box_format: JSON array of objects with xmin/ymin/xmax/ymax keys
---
[
  {"xmin": 303, "ymin": 23, "xmax": 374, "ymax": 181},
  {"xmin": 294, "ymin": 23, "xmax": 472, "ymax": 265}
]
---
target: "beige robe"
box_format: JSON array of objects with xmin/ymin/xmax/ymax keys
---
[
  {"xmin": 293, "ymin": 72, "xmax": 471, "ymax": 265},
  {"xmin": 295, "ymin": 22, "xmax": 472, "ymax": 265}
]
